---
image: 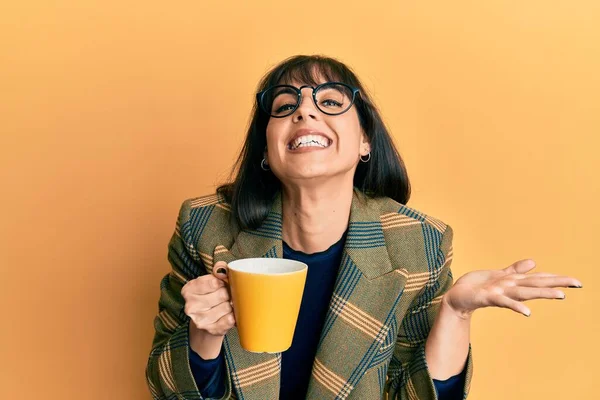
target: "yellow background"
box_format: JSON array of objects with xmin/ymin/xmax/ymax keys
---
[{"xmin": 1, "ymin": 1, "xmax": 597, "ymax": 399}]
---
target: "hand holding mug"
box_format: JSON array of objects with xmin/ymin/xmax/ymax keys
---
[{"xmin": 181, "ymin": 261, "xmax": 235, "ymax": 358}]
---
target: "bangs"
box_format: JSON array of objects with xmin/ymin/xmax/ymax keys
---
[{"xmin": 262, "ymin": 56, "xmax": 358, "ymax": 89}]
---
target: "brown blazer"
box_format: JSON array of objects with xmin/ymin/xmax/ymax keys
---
[{"xmin": 146, "ymin": 188, "xmax": 473, "ymax": 399}]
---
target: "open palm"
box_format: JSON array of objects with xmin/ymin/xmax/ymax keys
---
[{"xmin": 444, "ymin": 259, "xmax": 583, "ymax": 319}]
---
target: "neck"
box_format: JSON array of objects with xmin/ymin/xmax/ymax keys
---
[{"xmin": 281, "ymin": 181, "xmax": 354, "ymax": 254}]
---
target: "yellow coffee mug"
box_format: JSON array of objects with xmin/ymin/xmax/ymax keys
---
[{"xmin": 225, "ymin": 258, "xmax": 308, "ymax": 353}]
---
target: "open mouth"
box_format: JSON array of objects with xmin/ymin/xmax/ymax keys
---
[{"xmin": 287, "ymin": 135, "xmax": 333, "ymax": 151}]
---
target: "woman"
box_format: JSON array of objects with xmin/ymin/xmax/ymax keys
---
[{"xmin": 146, "ymin": 55, "xmax": 582, "ymax": 400}]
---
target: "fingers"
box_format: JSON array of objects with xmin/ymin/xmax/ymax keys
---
[
  {"xmin": 516, "ymin": 275, "xmax": 582, "ymax": 289},
  {"xmin": 513, "ymin": 272, "xmax": 558, "ymax": 279},
  {"xmin": 201, "ymin": 312, "xmax": 237, "ymax": 337},
  {"xmin": 187, "ymin": 300, "xmax": 234, "ymax": 327},
  {"xmin": 488, "ymin": 293, "xmax": 531, "ymax": 317},
  {"xmin": 186, "ymin": 287, "xmax": 231, "ymax": 310},
  {"xmin": 181, "ymin": 275, "xmax": 226, "ymax": 297},
  {"xmin": 504, "ymin": 286, "xmax": 565, "ymax": 301}
]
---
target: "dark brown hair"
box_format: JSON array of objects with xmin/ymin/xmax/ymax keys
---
[{"xmin": 217, "ymin": 55, "xmax": 411, "ymax": 230}]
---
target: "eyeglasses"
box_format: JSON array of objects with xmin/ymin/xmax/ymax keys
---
[{"xmin": 256, "ymin": 82, "xmax": 360, "ymax": 118}]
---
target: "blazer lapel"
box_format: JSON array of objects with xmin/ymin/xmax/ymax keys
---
[
  {"xmin": 306, "ymin": 189, "xmax": 408, "ymax": 399},
  {"xmin": 206, "ymin": 189, "xmax": 407, "ymax": 400},
  {"xmin": 210, "ymin": 192, "xmax": 285, "ymax": 400}
]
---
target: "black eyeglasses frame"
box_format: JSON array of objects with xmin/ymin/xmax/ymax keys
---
[{"xmin": 256, "ymin": 81, "xmax": 360, "ymax": 118}]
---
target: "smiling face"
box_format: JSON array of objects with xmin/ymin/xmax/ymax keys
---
[{"xmin": 264, "ymin": 78, "xmax": 371, "ymax": 187}]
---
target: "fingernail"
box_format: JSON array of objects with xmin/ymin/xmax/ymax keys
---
[
  {"xmin": 568, "ymin": 285, "xmax": 582, "ymax": 288},
  {"xmin": 216, "ymin": 268, "xmax": 226, "ymax": 275},
  {"xmin": 524, "ymin": 311, "xmax": 531, "ymax": 317}
]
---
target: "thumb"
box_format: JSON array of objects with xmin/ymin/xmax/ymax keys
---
[{"xmin": 505, "ymin": 259, "xmax": 536, "ymax": 275}]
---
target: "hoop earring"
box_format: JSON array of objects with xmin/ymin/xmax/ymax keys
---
[
  {"xmin": 360, "ymin": 152, "xmax": 371, "ymax": 163},
  {"xmin": 261, "ymin": 158, "xmax": 270, "ymax": 171}
]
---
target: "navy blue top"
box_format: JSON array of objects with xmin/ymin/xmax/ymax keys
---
[{"xmin": 188, "ymin": 232, "xmax": 466, "ymax": 399}]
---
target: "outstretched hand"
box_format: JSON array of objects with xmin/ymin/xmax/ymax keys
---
[{"xmin": 443, "ymin": 259, "xmax": 583, "ymax": 319}]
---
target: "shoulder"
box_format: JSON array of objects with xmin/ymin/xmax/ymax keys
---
[
  {"xmin": 175, "ymin": 192, "xmax": 235, "ymax": 245},
  {"xmin": 366, "ymin": 195, "xmax": 451, "ymax": 237},
  {"xmin": 179, "ymin": 192, "xmax": 231, "ymax": 217},
  {"xmin": 365, "ymin": 195, "xmax": 454, "ymax": 273}
]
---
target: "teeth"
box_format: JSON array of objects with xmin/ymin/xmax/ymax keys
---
[{"xmin": 289, "ymin": 135, "xmax": 330, "ymax": 150}]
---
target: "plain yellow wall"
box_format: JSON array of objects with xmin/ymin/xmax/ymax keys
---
[{"xmin": 1, "ymin": 1, "xmax": 598, "ymax": 399}]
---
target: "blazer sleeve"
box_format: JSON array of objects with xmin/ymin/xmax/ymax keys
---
[
  {"xmin": 145, "ymin": 199, "xmax": 233, "ymax": 400},
  {"xmin": 385, "ymin": 225, "xmax": 474, "ymax": 400}
]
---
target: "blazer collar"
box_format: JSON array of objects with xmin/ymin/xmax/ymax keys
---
[{"xmin": 223, "ymin": 188, "xmax": 394, "ymax": 278}]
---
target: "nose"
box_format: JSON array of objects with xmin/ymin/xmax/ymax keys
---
[{"xmin": 292, "ymin": 87, "xmax": 319, "ymax": 122}]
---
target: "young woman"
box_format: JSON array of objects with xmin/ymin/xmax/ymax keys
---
[{"xmin": 146, "ymin": 55, "xmax": 582, "ymax": 400}]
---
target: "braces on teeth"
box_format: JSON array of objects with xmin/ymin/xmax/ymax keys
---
[{"xmin": 289, "ymin": 136, "xmax": 331, "ymax": 150}]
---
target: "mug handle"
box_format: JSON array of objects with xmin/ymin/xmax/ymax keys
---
[{"xmin": 212, "ymin": 261, "xmax": 229, "ymax": 284}]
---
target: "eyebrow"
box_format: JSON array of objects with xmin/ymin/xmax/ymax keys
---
[{"xmin": 273, "ymin": 87, "xmax": 298, "ymax": 96}]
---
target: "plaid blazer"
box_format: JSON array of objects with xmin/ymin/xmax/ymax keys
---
[{"xmin": 146, "ymin": 188, "xmax": 473, "ymax": 400}]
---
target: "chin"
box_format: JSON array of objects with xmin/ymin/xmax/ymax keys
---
[{"xmin": 288, "ymin": 169, "xmax": 351, "ymax": 184}]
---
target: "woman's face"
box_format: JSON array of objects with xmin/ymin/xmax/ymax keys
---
[{"xmin": 264, "ymin": 80, "xmax": 371, "ymax": 187}]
